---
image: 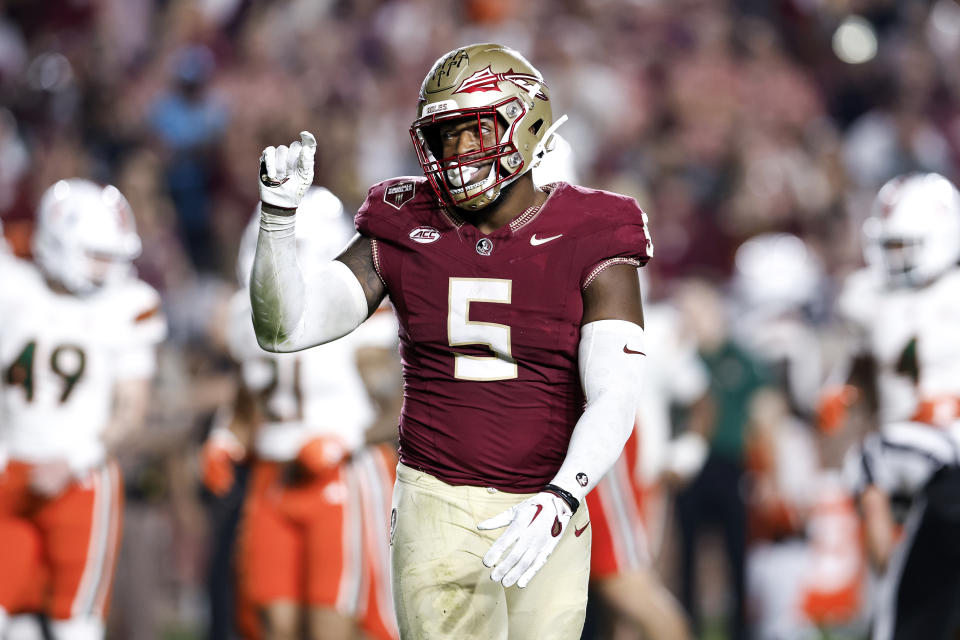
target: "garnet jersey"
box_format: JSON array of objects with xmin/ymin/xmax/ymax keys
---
[
  {"xmin": 226, "ymin": 290, "xmax": 398, "ymax": 460},
  {"xmin": 355, "ymin": 178, "xmax": 652, "ymax": 492},
  {"xmin": 0, "ymin": 259, "xmax": 165, "ymax": 471}
]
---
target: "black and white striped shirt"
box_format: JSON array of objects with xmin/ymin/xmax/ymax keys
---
[{"xmin": 844, "ymin": 422, "xmax": 960, "ymax": 498}]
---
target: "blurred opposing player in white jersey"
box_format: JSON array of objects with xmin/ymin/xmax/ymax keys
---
[
  {"xmin": 0, "ymin": 179, "xmax": 166, "ymax": 639},
  {"xmin": 733, "ymin": 233, "xmax": 866, "ymax": 639},
  {"xmin": 837, "ymin": 173, "xmax": 960, "ymax": 639},
  {"xmin": 823, "ymin": 173, "xmax": 960, "ymax": 433},
  {"xmin": 201, "ymin": 188, "xmax": 400, "ymax": 640}
]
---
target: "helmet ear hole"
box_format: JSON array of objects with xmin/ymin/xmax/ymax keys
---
[
  {"xmin": 528, "ymin": 119, "xmax": 544, "ymax": 135},
  {"xmin": 421, "ymin": 126, "xmax": 443, "ymax": 160}
]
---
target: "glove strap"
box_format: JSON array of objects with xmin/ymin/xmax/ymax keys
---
[
  {"xmin": 260, "ymin": 208, "xmax": 296, "ymax": 238},
  {"xmin": 543, "ymin": 483, "xmax": 579, "ymax": 514}
]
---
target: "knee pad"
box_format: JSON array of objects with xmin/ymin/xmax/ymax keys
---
[{"xmin": 50, "ymin": 616, "xmax": 104, "ymax": 640}]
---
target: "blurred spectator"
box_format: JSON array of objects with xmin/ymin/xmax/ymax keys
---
[
  {"xmin": 673, "ymin": 278, "xmax": 772, "ymax": 640},
  {"xmin": 148, "ymin": 44, "xmax": 228, "ymax": 272},
  {"xmin": 0, "ymin": 109, "xmax": 27, "ymax": 213}
]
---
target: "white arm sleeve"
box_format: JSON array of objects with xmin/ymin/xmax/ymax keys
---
[
  {"xmin": 549, "ymin": 319, "xmax": 646, "ymax": 503},
  {"xmin": 250, "ymin": 211, "xmax": 369, "ymax": 352}
]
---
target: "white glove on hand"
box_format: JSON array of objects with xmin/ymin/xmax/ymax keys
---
[
  {"xmin": 259, "ymin": 131, "xmax": 316, "ymax": 210},
  {"xmin": 477, "ymin": 492, "xmax": 573, "ymax": 588}
]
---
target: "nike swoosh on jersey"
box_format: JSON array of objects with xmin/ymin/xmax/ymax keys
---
[
  {"xmin": 530, "ymin": 233, "xmax": 563, "ymax": 246},
  {"xmin": 574, "ymin": 521, "xmax": 590, "ymax": 537},
  {"xmin": 623, "ymin": 345, "xmax": 646, "ymax": 355}
]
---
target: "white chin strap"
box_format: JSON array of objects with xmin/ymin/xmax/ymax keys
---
[{"xmin": 531, "ymin": 114, "xmax": 569, "ymax": 169}]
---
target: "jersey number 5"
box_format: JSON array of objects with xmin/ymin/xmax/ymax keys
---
[
  {"xmin": 4, "ymin": 341, "xmax": 86, "ymax": 403},
  {"xmin": 448, "ymin": 278, "xmax": 518, "ymax": 381}
]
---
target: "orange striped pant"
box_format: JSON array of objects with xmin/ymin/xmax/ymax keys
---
[
  {"xmin": 587, "ymin": 430, "xmax": 665, "ymax": 578},
  {"xmin": 0, "ymin": 460, "xmax": 123, "ymax": 620},
  {"xmin": 235, "ymin": 444, "xmax": 398, "ymax": 640}
]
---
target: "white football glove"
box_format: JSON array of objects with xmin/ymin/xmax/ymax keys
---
[
  {"xmin": 259, "ymin": 131, "xmax": 316, "ymax": 210},
  {"xmin": 477, "ymin": 491, "xmax": 573, "ymax": 588}
]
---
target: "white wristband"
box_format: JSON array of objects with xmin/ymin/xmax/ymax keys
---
[{"xmin": 260, "ymin": 209, "xmax": 296, "ymax": 235}]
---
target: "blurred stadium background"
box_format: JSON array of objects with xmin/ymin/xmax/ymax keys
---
[{"xmin": 2, "ymin": 0, "xmax": 960, "ymax": 638}]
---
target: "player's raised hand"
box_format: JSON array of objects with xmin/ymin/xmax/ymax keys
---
[
  {"xmin": 477, "ymin": 491, "xmax": 573, "ymax": 588},
  {"xmin": 259, "ymin": 131, "xmax": 316, "ymax": 210}
]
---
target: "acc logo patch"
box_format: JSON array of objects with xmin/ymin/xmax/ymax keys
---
[
  {"xmin": 384, "ymin": 181, "xmax": 416, "ymax": 210},
  {"xmin": 409, "ymin": 226, "xmax": 441, "ymax": 244}
]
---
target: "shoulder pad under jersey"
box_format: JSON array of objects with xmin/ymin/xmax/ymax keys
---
[
  {"xmin": 355, "ymin": 176, "xmax": 456, "ymax": 242},
  {"xmin": 542, "ymin": 183, "xmax": 653, "ymax": 286},
  {"xmin": 98, "ymin": 277, "xmax": 167, "ymax": 348},
  {"xmin": 0, "ymin": 258, "xmax": 45, "ymax": 306}
]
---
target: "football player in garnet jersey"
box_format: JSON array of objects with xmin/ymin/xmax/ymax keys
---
[
  {"xmin": 202, "ymin": 190, "xmax": 400, "ymax": 640},
  {"xmin": 250, "ymin": 43, "xmax": 651, "ymax": 639},
  {"xmin": 0, "ymin": 179, "xmax": 166, "ymax": 640}
]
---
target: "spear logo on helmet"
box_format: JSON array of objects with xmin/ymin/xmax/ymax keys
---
[{"xmin": 453, "ymin": 66, "xmax": 549, "ymax": 101}]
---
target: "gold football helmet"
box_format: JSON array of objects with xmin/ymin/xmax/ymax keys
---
[{"xmin": 410, "ymin": 43, "xmax": 563, "ymax": 210}]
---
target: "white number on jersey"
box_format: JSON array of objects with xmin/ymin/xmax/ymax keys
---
[
  {"xmin": 447, "ymin": 278, "xmax": 517, "ymax": 381},
  {"xmin": 4, "ymin": 340, "xmax": 86, "ymax": 404}
]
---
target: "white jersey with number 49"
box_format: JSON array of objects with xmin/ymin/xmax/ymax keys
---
[
  {"xmin": 226, "ymin": 290, "xmax": 398, "ymax": 461},
  {"xmin": 0, "ymin": 259, "xmax": 166, "ymax": 471}
]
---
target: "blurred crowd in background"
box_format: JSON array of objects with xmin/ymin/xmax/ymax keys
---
[{"xmin": 3, "ymin": 0, "xmax": 960, "ymax": 638}]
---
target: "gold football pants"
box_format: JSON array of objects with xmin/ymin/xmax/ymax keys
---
[{"xmin": 390, "ymin": 463, "xmax": 591, "ymax": 639}]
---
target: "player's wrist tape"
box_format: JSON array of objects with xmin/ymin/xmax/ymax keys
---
[
  {"xmin": 543, "ymin": 484, "xmax": 579, "ymax": 514},
  {"xmin": 260, "ymin": 208, "xmax": 296, "ymax": 237},
  {"xmin": 260, "ymin": 201, "xmax": 297, "ymax": 216}
]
